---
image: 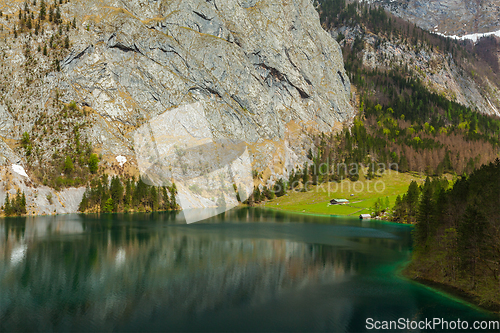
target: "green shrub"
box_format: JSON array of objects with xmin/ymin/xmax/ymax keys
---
[{"xmin": 88, "ymin": 154, "xmax": 99, "ymax": 174}]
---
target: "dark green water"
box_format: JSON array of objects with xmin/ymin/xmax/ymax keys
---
[{"xmin": 0, "ymin": 208, "xmax": 498, "ymax": 332}]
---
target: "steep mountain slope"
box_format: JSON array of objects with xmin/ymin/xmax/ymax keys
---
[
  {"xmin": 335, "ymin": 26, "xmax": 500, "ymax": 116},
  {"xmin": 306, "ymin": 1, "xmax": 500, "ymax": 182},
  {"xmin": 320, "ymin": 1, "xmax": 500, "ymax": 116},
  {"xmin": 0, "ymin": 0, "xmax": 354, "ymax": 214},
  {"xmin": 373, "ymin": 0, "xmax": 500, "ymax": 36}
]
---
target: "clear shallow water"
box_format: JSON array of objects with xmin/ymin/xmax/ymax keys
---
[{"xmin": 0, "ymin": 208, "xmax": 497, "ymax": 332}]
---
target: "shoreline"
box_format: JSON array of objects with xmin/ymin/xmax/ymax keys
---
[
  {"xmin": 262, "ymin": 205, "xmax": 407, "ymax": 226},
  {"xmin": 396, "ymin": 261, "xmax": 500, "ymax": 316},
  {"xmin": 265, "ymin": 206, "xmax": 500, "ymax": 316},
  {"xmin": 0, "ymin": 208, "xmax": 181, "ymax": 219},
  {"xmin": 2, "ymin": 205, "xmax": 498, "ymax": 316}
]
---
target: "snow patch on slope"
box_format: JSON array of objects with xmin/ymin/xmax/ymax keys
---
[
  {"xmin": 435, "ymin": 29, "xmax": 500, "ymax": 43},
  {"xmin": 12, "ymin": 164, "xmax": 29, "ymax": 178},
  {"xmin": 116, "ymin": 155, "xmax": 127, "ymax": 167}
]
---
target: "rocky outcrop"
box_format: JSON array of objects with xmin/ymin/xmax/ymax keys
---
[{"xmin": 0, "ymin": 167, "xmax": 85, "ymax": 215}]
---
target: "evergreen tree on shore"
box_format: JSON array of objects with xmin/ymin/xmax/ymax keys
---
[{"xmin": 399, "ymin": 159, "xmax": 500, "ymax": 305}]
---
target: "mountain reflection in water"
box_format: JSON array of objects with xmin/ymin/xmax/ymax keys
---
[{"xmin": 0, "ymin": 209, "xmax": 496, "ymax": 332}]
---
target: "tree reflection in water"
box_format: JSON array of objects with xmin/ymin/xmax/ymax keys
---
[
  {"xmin": 1, "ymin": 209, "xmax": 492, "ymax": 333},
  {"xmin": 0, "ymin": 210, "xmax": 360, "ymax": 331}
]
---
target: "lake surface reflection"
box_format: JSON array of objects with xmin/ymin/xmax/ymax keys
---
[{"xmin": 0, "ymin": 209, "xmax": 497, "ymax": 332}]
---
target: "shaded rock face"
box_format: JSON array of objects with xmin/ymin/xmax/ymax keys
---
[
  {"xmin": 374, "ymin": 0, "xmax": 500, "ymax": 36},
  {"xmin": 60, "ymin": 0, "xmax": 353, "ymax": 154}
]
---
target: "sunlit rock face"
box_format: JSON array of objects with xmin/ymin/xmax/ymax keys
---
[
  {"xmin": 0, "ymin": 0, "xmax": 354, "ymax": 213},
  {"xmin": 60, "ymin": 0, "xmax": 352, "ymax": 135},
  {"xmin": 53, "ymin": 0, "xmax": 353, "ymax": 170}
]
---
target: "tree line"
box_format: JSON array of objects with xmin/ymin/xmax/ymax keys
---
[{"xmin": 79, "ymin": 174, "xmax": 179, "ymax": 213}]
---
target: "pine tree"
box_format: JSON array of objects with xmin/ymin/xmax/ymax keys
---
[
  {"xmin": 457, "ymin": 204, "xmax": 488, "ymax": 289},
  {"xmin": 79, "ymin": 191, "xmax": 88, "ymax": 212},
  {"xmin": 161, "ymin": 186, "xmax": 170, "ymax": 210},
  {"xmin": 4, "ymin": 195, "xmax": 12, "ymax": 216},
  {"xmin": 102, "ymin": 197, "xmax": 113, "ymax": 213},
  {"xmin": 302, "ymin": 163, "xmax": 309, "ymax": 190},
  {"xmin": 253, "ymin": 186, "xmax": 261, "ymax": 203},
  {"xmin": 150, "ymin": 186, "xmax": 158, "ymax": 210},
  {"xmin": 39, "ymin": 0, "xmax": 46, "ymax": 20},
  {"xmin": 414, "ymin": 177, "xmax": 434, "ymax": 250},
  {"xmin": 392, "ymin": 194, "xmax": 406, "ymax": 222},
  {"xmin": 405, "ymin": 180, "xmax": 420, "ymax": 222},
  {"xmin": 169, "ymin": 183, "xmax": 178, "ymax": 209},
  {"xmin": 21, "ymin": 192, "xmax": 27, "ymax": 215},
  {"xmin": 110, "ymin": 176, "xmax": 123, "ymax": 211},
  {"xmin": 399, "ymin": 154, "xmax": 409, "ymax": 173},
  {"xmin": 64, "ymin": 156, "xmax": 74, "ymax": 173},
  {"xmin": 264, "ymin": 186, "xmax": 275, "ymax": 200},
  {"xmin": 274, "ymin": 178, "xmax": 287, "ymax": 197}
]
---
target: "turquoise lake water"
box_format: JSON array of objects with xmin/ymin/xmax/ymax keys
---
[{"xmin": 0, "ymin": 208, "xmax": 498, "ymax": 332}]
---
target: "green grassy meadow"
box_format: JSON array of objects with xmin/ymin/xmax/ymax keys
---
[{"xmin": 262, "ymin": 171, "xmax": 428, "ymax": 217}]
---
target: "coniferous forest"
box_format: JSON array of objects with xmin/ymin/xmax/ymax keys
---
[
  {"xmin": 312, "ymin": 0, "xmax": 500, "ymax": 176},
  {"xmin": 2, "ymin": 190, "xmax": 27, "ymax": 217},
  {"xmin": 393, "ymin": 160, "xmax": 500, "ymax": 307}
]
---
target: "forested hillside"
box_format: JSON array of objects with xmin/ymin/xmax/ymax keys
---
[
  {"xmin": 312, "ymin": 0, "xmax": 500, "ymax": 309},
  {"xmin": 309, "ymin": 0, "xmax": 500, "ymax": 178},
  {"xmin": 250, "ymin": 0, "xmax": 500, "ymax": 204},
  {"xmin": 393, "ymin": 160, "xmax": 500, "ymax": 308},
  {"xmin": 317, "ymin": 0, "xmax": 500, "ymax": 86}
]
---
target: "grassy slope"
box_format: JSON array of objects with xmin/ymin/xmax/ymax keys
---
[{"xmin": 263, "ymin": 171, "xmax": 427, "ymax": 217}]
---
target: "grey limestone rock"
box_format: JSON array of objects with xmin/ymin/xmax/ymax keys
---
[
  {"xmin": 373, "ymin": 0, "xmax": 500, "ymax": 36},
  {"xmin": 57, "ymin": 0, "xmax": 354, "ymax": 155}
]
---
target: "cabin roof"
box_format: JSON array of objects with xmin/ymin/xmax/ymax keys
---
[{"xmin": 331, "ymin": 199, "xmax": 349, "ymax": 203}]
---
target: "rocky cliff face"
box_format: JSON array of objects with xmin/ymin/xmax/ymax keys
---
[
  {"xmin": 0, "ymin": 0, "xmax": 354, "ymax": 214},
  {"xmin": 373, "ymin": 0, "xmax": 500, "ymax": 36},
  {"xmin": 62, "ymin": 0, "xmax": 354, "ymax": 166}
]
